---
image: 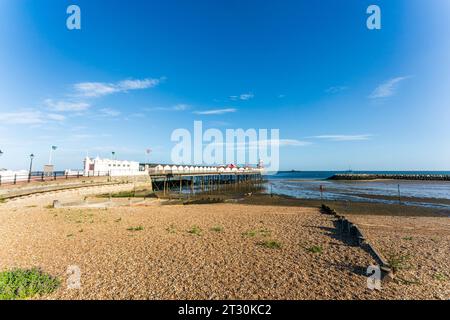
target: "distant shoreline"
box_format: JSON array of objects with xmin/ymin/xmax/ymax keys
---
[{"xmin": 328, "ymin": 173, "xmax": 450, "ymax": 181}]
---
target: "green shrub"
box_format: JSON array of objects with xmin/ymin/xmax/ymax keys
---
[
  {"xmin": 0, "ymin": 268, "xmax": 60, "ymax": 300},
  {"xmin": 187, "ymin": 226, "xmax": 202, "ymax": 236},
  {"xmin": 386, "ymin": 252, "xmax": 410, "ymax": 273},
  {"xmin": 210, "ymin": 226, "xmax": 224, "ymax": 233},
  {"xmin": 258, "ymin": 240, "xmax": 282, "ymax": 249},
  {"xmin": 433, "ymin": 272, "xmax": 448, "ymax": 282},
  {"xmin": 166, "ymin": 224, "xmax": 176, "ymax": 234},
  {"xmin": 127, "ymin": 226, "xmax": 144, "ymax": 232},
  {"xmin": 307, "ymin": 245, "xmax": 323, "ymax": 254}
]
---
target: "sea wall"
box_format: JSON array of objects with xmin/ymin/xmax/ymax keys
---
[{"xmin": 328, "ymin": 174, "xmax": 450, "ymax": 181}]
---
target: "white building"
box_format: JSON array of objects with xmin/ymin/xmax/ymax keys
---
[{"xmin": 83, "ymin": 157, "xmax": 146, "ymax": 177}]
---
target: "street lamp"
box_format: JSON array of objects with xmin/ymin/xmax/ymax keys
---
[
  {"xmin": 28, "ymin": 154, "xmax": 35, "ymax": 180},
  {"xmin": 111, "ymin": 151, "xmax": 116, "ymax": 160}
]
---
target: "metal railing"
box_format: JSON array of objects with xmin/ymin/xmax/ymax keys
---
[
  {"xmin": 0, "ymin": 170, "xmax": 110, "ymax": 186},
  {"xmin": 0, "ymin": 168, "xmax": 263, "ymax": 186}
]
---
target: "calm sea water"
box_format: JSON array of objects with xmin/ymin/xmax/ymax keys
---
[{"xmin": 265, "ymin": 171, "xmax": 450, "ymax": 209}]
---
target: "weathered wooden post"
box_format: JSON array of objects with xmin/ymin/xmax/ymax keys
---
[
  {"xmin": 148, "ymin": 176, "xmax": 153, "ymax": 192},
  {"xmin": 163, "ymin": 177, "xmax": 167, "ymax": 196}
]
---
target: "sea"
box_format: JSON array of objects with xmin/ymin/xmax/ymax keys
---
[{"xmin": 265, "ymin": 171, "xmax": 450, "ymax": 209}]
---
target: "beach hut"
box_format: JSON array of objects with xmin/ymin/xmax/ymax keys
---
[
  {"xmin": 171, "ymin": 165, "xmax": 178, "ymax": 172},
  {"xmin": 218, "ymin": 167, "xmax": 225, "ymax": 173},
  {"xmin": 184, "ymin": 166, "xmax": 190, "ymax": 172},
  {"xmin": 225, "ymin": 168, "xmax": 231, "ymax": 173},
  {"xmin": 189, "ymin": 166, "xmax": 195, "ymax": 172},
  {"xmin": 163, "ymin": 165, "xmax": 171, "ymax": 172},
  {"xmin": 178, "ymin": 166, "xmax": 184, "ymax": 172}
]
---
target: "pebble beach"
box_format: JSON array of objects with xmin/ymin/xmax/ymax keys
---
[{"xmin": 0, "ymin": 186, "xmax": 448, "ymax": 300}]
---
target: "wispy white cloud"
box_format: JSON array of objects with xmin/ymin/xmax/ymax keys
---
[
  {"xmin": 278, "ymin": 139, "xmax": 312, "ymax": 147},
  {"xmin": 0, "ymin": 111, "xmax": 66, "ymax": 124},
  {"xmin": 74, "ymin": 77, "xmax": 164, "ymax": 98},
  {"xmin": 47, "ymin": 114, "xmax": 66, "ymax": 121},
  {"xmin": 144, "ymin": 104, "xmax": 190, "ymax": 112},
  {"xmin": 325, "ymin": 86, "xmax": 348, "ymax": 94},
  {"xmin": 0, "ymin": 111, "xmax": 44, "ymax": 124},
  {"xmin": 124, "ymin": 113, "xmax": 146, "ymax": 120},
  {"xmin": 311, "ymin": 134, "xmax": 373, "ymax": 141},
  {"xmin": 99, "ymin": 108, "xmax": 121, "ymax": 117},
  {"xmin": 369, "ymin": 76, "xmax": 412, "ymax": 99},
  {"xmin": 173, "ymin": 104, "xmax": 190, "ymax": 111},
  {"xmin": 230, "ymin": 93, "xmax": 254, "ymax": 101},
  {"xmin": 193, "ymin": 108, "xmax": 237, "ymax": 115},
  {"xmin": 45, "ymin": 99, "xmax": 90, "ymax": 112}
]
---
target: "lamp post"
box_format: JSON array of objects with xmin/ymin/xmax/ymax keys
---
[
  {"xmin": 112, "ymin": 151, "xmax": 116, "ymax": 160},
  {"xmin": 28, "ymin": 154, "xmax": 35, "ymax": 182}
]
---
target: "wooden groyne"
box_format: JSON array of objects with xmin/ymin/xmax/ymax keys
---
[
  {"xmin": 328, "ymin": 174, "xmax": 450, "ymax": 181},
  {"xmin": 320, "ymin": 205, "xmax": 394, "ymax": 282}
]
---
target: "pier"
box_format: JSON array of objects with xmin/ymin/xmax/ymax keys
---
[{"xmin": 146, "ymin": 166, "xmax": 264, "ymax": 198}]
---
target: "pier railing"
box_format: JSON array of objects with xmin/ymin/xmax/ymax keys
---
[{"xmin": 0, "ymin": 170, "xmax": 109, "ymax": 186}]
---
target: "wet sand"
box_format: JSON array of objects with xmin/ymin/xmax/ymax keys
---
[{"xmin": 241, "ymin": 193, "xmax": 450, "ymax": 218}]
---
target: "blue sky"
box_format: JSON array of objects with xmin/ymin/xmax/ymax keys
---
[{"xmin": 0, "ymin": 0, "xmax": 449, "ymax": 171}]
